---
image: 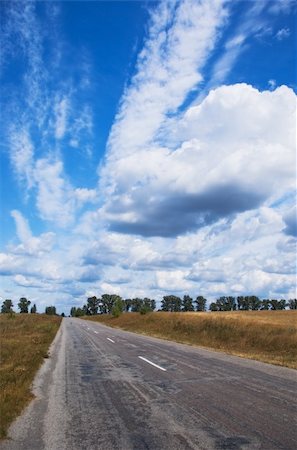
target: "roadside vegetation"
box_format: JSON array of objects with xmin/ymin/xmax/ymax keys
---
[
  {"xmin": 84, "ymin": 311, "xmax": 297, "ymax": 369},
  {"xmin": 0, "ymin": 313, "xmax": 62, "ymax": 439}
]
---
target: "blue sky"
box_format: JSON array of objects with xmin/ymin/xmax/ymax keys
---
[{"xmin": 0, "ymin": 0, "xmax": 296, "ymax": 313}]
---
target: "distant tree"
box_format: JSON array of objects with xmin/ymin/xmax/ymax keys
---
[
  {"xmin": 247, "ymin": 296, "xmax": 261, "ymax": 310},
  {"xmin": 85, "ymin": 296, "xmax": 99, "ymax": 315},
  {"xmin": 1, "ymin": 299, "xmax": 14, "ymax": 314},
  {"xmin": 161, "ymin": 295, "xmax": 182, "ymax": 312},
  {"xmin": 70, "ymin": 307, "xmax": 77, "ymax": 317},
  {"xmin": 140, "ymin": 298, "xmax": 156, "ymax": 314},
  {"xmin": 209, "ymin": 302, "xmax": 218, "ymax": 311},
  {"xmin": 215, "ymin": 296, "xmax": 236, "ymax": 311},
  {"xmin": 75, "ymin": 307, "xmax": 85, "ymax": 317},
  {"xmin": 30, "ymin": 304, "xmax": 37, "ymax": 314},
  {"xmin": 61, "ymin": 312, "xmax": 65, "ymax": 317},
  {"xmin": 195, "ymin": 296, "xmax": 207, "ymax": 312},
  {"xmin": 237, "ymin": 296, "xmax": 249, "ymax": 310},
  {"xmin": 260, "ymin": 299, "xmax": 271, "ymax": 310},
  {"xmin": 112, "ymin": 297, "xmax": 124, "ymax": 317},
  {"xmin": 182, "ymin": 295, "xmax": 194, "ymax": 312},
  {"xmin": 124, "ymin": 299, "xmax": 132, "ymax": 312},
  {"xmin": 143, "ymin": 298, "xmax": 156, "ymax": 311},
  {"xmin": 288, "ymin": 299, "xmax": 297, "ymax": 310},
  {"xmin": 131, "ymin": 298, "xmax": 144, "ymax": 312},
  {"xmin": 45, "ymin": 306, "xmax": 56, "ymax": 315},
  {"xmin": 18, "ymin": 297, "xmax": 31, "ymax": 313},
  {"xmin": 270, "ymin": 299, "xmax": 286, "ymax": 310},
  {"xmin": 100, "ymin": 294, "xmax": 123, "ymax": 314}
]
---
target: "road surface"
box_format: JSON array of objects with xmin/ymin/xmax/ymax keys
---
[{"xmin": 1, "ymin": 317, "xmax": 296, "ymax": 450}]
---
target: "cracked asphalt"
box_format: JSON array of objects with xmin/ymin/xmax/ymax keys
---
[{"xmin": 1, "ymin": 317, "xmax": 296, "ymax": 450}]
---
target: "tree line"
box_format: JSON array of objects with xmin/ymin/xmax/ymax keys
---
[
  {"xmin": 70, "ymin": 294, "xmax": 297, "ymax": 317},
  {"xmin": 2, "ymin": 295, "xmax": 296, "ymax": 317},
  {"xmin": 0, "ymin": 298, "xmax": 60, "ymax": 315}
]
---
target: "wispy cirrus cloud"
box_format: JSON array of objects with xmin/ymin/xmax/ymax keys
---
[{"xmin": 2, "ymin": 1, "xmax": 95, "ymax": 227}]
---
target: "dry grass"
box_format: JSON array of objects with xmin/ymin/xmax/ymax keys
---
[
  {"xmin": 84, "ymin": 311, "xmax": 297, "ymax": 369},
  {"xmin": 0, "ymin": 314, "xmax": 62, "ymax": 439}
]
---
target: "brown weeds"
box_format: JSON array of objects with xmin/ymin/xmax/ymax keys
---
[{"xmin": 0, "ymin": 314, "xmax": 62, "ymax": 439}]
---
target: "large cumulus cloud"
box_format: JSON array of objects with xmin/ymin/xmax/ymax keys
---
[{"xmin": 101, "ymin": 84, "xmax": 296, "ymax": 237}]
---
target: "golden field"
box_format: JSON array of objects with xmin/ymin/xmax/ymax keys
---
[
  {"xmin": 84, "ymin": 310, "xmax": 297, "ymax": 369},
  {"xmin": 0, "ymin": 314, "xmax": 62, "ymax": 439}
]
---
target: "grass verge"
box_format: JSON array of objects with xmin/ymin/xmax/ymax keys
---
[
  {"xmin": 84, "ymin": 311, "xmax": 297, "ymax": 369},
  {"xmin": 0, "ymin": 314, "xmax": 62, "ymax": 439}
]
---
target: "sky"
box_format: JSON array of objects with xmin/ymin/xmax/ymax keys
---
[{"xmin": 0, "ymin": 0, "xmax": 296, "ymax": 314}]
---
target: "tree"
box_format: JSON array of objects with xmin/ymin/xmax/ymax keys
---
[
  {"xmin": 45, "ymin": 306, "xmax": 56, "ymax": 315},
  {"xmin": 100, "ymin": 294, "xmax": 123, "ymax": 314},
  {"xmin": 288, "ymin": 299, "xmax": 297, "ymax": 310},
  {"xmin": 70, "ymin": 306, "xmax": 77, "ymax": 317},
  {"xmin": 270, "ymin": 299, "xmax": 286, "ymax": 310},
  {"xmin": 161, "ymin": 295, "xmax": 182, "ymax": 312},
  {"xmin": 18, "ymin": 297, "xmax": 31, "ymax": 313},
  {"xmin": 131, "ymin": 298, "xmax": 144, "ymax": 312},
  {"xmin": 112, "ymin": 298, "xmax": 124, "ymax": 317},
  {"xmin": 237, "ymin": 296, "xmax": 249, "ymax": 310},
  {"xmin": 124, "ymin": 299, "xmax": 132, "ymax": 312},
  {"xmin": 209, "ymin": 302, "xmax": 218, "ymax": 311},
  {"xmin": 85, "ymin": 296, "xmax": 99, "ymax": 315},
  {"xmin": 182, "ymin": 295, "xmax": 194, "ymax": 312},
  {"xmin": 215, "ymin": 296, "xmax": 236, "ymax": 311},
  {"xmin": 260, "ymin": 299, "xmax": 271, "ymax": 310},
  {"xmin": 30, "ymin": 304, "xmax": 37, "ymax": 314},
  {"xmin": 248, "ymin": 296, "xmax": 261, "ymax": 310},
  {"xmin": 1, "ymin": 299, "xmax": 14, "ymax": 314},
  {"xmin": 140, "ymin": 298, "xmax": 156, "ymax": 314},
  {"xmin": 195, "ymin": 296, "xmax": 207, "ymax": 312}
]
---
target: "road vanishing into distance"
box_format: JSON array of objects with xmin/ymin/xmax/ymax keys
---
[{"xmin": 2, "ymin": 318, "xmax": 296, "ymax": 450}]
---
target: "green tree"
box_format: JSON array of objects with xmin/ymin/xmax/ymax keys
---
[
  {"xmin": 75, "ymin": 307, "xmax": 85, "ymax": 317},
  {"xmin": 270, "ymin": 299, "xmax": 286, "ymax": 310},
  {"xmin": 45, "ymin": 306, "xmax": 56, "ymax": 315},
  {"xmin": 237, "ymin": 296, "xmax": 249, "ymax": 310},
  {"xmin": 182, "ymin": 295, "xmax": 194, "ymax": 311},
  {"xmin": 70, "ymin": 307, "xmax": 77, "ymax": 317},
  {"xmin": 195, "ymin": 296, "xmax": 207, "ymax": 312},
  {"xmin": 260, "ymin": 299, "xmax": 271, "ymax": 310},
  {"xmin": 18, "ymin": 297, "xmax": 31, "ymax": 313},
  {"xmin": 124, "ymin": 299, "xmax": 132, "ymax": 312},
  {"xmin": 161, "ymin": 295, "xmax": 182, "ymax": 312},
  {"xmin": 215, "ymin": 296, "xmax": 236, "ymax": 311},
  {"xmin": 131, "ymin": 298, "xmax": 144, "ymax": 312},
  {"xmin": 112, "ymin": 298, "xmax": 124, "ymax": 317},
  {"xmin": 143, "ymin": 298, "xmax": 156, "ymax": 311},
  {"xmin": 1, "ymin": 299, "xmax": 14, "ymax": 313},
  {"xmin": 30, "ymin": 304, "xmax": 37, "ymax": 314},
  {"xmin": 288, "ymin": 299, "xmax": 297, "ymax": 310},
  {"xmin": 139, "ymin": 298, "xmax": 156, "ymax": 314},
  {"xmin": 85, "ymin": 296, "xmax": 99, "ymax": 315},
  {"xmin": 100, "ymin": 294, "xmax": 123, "ymax": 314},
  {"xmin": 209, "ymin": 302, "xmax": 218, "ymax": 311}
]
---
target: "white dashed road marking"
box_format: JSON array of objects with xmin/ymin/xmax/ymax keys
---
[{"xmin": 138, "ymin": 356, "xmax": 166, "ymax": 372}]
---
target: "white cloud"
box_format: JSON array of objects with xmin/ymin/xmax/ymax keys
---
[
  {"xmin": 100, "ymin": 84, "xmax": 296, "ymax": 237},
  {"xmin": 155, "ymin": 270, "xmax": 192, "ymax": 292},
  {"xmin": 34, "ymin": 158, "xmax": 76, "ymax": 227},
  {"xmin": 54, "ymin": 96, "xmax": 69, "ymax": 139},
  {"xmin": 11, "ymin": 210, "xmax": 32, "ymax": 243},
  {"xmin": 105, "ymin": 0, "xmax": 228, "ymax": 161},
  {"xmin": 9, "ymin": 128, "xmax": 35, "ymax": 190},
  {"xmin": 276, "ymin": 27, "xmax": 291, "ymax": 40}
]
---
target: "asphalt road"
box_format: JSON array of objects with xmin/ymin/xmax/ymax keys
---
[{"xmin": 1, "ymin": 318, "xmax": 296, "ymax": 450}]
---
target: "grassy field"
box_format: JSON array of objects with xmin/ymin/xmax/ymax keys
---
[
  {"xmin": 0, "ymin": 314, "xmax": 62, "ymax": 439},
  {"xmin": 84, "ymin": 311, "xmax": 297, "ymax": 369}
]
